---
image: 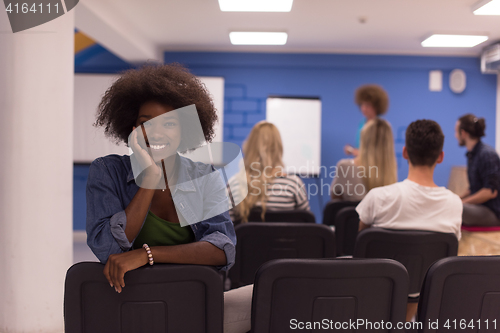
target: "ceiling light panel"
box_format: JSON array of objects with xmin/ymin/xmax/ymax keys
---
[
  {"xmin": 229, "ymin": 32, "xmax": 288, "ymax": 45},
  {"xmin": 473, "ymin": 0, "xmax": 500, "ymax": 15},
  {"xmin": 219, "ymin": 0, "xmax": 293, "ymax": 12},
  {"xmin": 421, "ymin": 34, "xmax": 488, "ymax": 48}
]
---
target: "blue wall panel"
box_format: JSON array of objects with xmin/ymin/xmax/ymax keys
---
[
  {"xmin": 164, "ymin": 52, "xmax": 498, "ymax": 221},
  {"xmin": 72, "ymin": 50, "xmax": 498, "ymax": 229}
]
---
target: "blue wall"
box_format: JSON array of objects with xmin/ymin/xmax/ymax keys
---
[
  {"xmin": 73, "ymin": 50, "xmax": 498, "ymax": 229},
  {"xmin": 164, "ymin": 52, "xmax": 498, "ymax": 221}
]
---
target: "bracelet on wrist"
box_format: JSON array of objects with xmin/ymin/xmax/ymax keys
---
[{"xmin": 142, "ymin": 243, "xmax": 154, "ymax": 265}]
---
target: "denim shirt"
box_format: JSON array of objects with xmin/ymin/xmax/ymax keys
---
[{"xmin": 86, "ymin": 154, "xmax": 236, "ymax": 271}]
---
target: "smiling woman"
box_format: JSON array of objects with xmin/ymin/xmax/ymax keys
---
[
  {"xmin": 85, "ymin": 64, "xmax": 252, "ymax": 333},
  {"xmin": 86, "ymin": 63, "xmax": 236, "ymax": 286}
]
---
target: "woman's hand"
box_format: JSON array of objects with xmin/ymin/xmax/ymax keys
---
[
  {"xmin": 103, "ymin": 249, "xmax": 148, "ymax": 293},
  {"xmin": 344, "ymin": 144, "xmax": 359, "ymax": 157},
  {"xmin": 130, "ymin": 127, "xmax": 162, "ymax": 189}
]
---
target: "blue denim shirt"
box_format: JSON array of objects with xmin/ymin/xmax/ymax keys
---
[{"xmin": 86, "ymin": 154, "xmax": 236, "ymax": 271}]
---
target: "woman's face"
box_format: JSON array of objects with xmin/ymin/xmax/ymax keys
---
[
  {"xmin": 360, "ymin": 102, "xmax": 376, "ymax": 120},
  {"xmin": 135, "ymin": 101, "xmax": 181, "ymax": 162}
]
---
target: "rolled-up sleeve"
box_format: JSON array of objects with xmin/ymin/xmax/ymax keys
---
[
  {"xmin": 200, "ymin": 222, "xmax": 236, "ymax": 271},
  {"xmin": 480, "ymin": 152, "xmax": 500, "ymax": 191},
  {"xmin": 195, "ymin": 211, "xmax": 236, "ymax": 271},
  {"xmin": 198, "ymin": 169, "xmax": 237, "ymax": 271},
  {"xmin": 86, "ymin": 158, "xmax": 133, "ymax": 263}
]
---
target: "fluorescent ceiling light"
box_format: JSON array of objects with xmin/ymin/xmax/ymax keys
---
[
  {"xmin": 219, "ymin": 0, "xmax": 293, "ymax": 12},
  {"xmin": 473, "ymin": 0, "xmax": 500, "ymax": 15},
  {"xmin": 421, "ymin": 34, "xmax": 488, "ymax": 47},
  {"xmin": 229, "ymin": 32, "xmax": 288, "ymax": 45}
]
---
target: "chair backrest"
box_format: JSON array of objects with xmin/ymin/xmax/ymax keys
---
[
  {"xmin": 322, "ymin": 200, "xmax": 359, "ymax": 226},
  {"xmin": 353, "ymin": 228, "xmax": 458, "ymax": 295},
  {"xmin": 246, "ymin": 208, "xmax": 316, "ymax": 223},
  {"xmin": 229, "ymin": 223, "xmax": 336, "ymax": 289},
  {"xmin": 251, "ymin": 258, "xmax": 409, "ymax": 333},
  {"xmin": 418, "ymin": 256, "xmax": 500, "ymax": 333},
  {"xmin": 334, "ymin": 206, "xmax": 360, "ymax": 256},
  {"xmin": 64, "ymin": 262, "xmax": 223, "ymax": 333}
]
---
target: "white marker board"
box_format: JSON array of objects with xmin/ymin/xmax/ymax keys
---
[
  {"xmin": 266, "ymin": 97, "xmax": 321, "ymax": 176},
  {"xmin": 73, "ymin": 74, "xmax": 224, "ymax": 163}
]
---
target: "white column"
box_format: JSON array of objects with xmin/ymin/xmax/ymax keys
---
[
  {"xmin": 496, "ymin": 74, "xmax": 500, "ymax": 154},
  {"xmin": 0, "ymin": 10, "xmax": 74, "ymax": 333}
]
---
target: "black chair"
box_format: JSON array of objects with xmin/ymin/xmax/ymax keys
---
[
  {"xmin": 322, "ymin": 200, "xmax": 359, "ymax": 226},
  {"xmin": 251, "ymin": 258, "xmax": 409, "ymax": 333},
  {"xmin": 247, "ymin": 208, "xmax": 316, "ymax": 223},
  {"xmin": 334, "ymin": 206, "xmax": 360, "ymax": 256},
  {"xmin": 229, "ymin": 223, "xmax": 336, "ymax": 289},
  {"xmin": 418, "ymin": 256, "xmax": 500, "ymax": 333},
  {"xmin": 353, "ymin": 228, "xmax": 458, "ymax": 302},
  {"xmin": 64, "ymin": 262, "xmax": 223, "ymax": 333}
]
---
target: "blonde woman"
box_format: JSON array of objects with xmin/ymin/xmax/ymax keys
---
[
  {"xmin": 229, "ymin": 121, "xmax": 310, "ymax": 223},
  {"xmin": 331, "ymin": 118, "xmax": 397, "ymax": 201}
]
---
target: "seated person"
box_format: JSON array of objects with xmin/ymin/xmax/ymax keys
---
[
  {"xmin": 356, "ymin": 119, "xmax": 463, "ymax": 321},
  {"xmin": 331, "ymin": 118, "xmax": 397, "ymax": 201},
  {"xmin": 229, "ymin": 121, "xmax": 310, "ymax": 223},
  {"xmin": 455, "ymin": 114, "xmax": 500, "ymax": 226},
  {"xmin": 344, "ymin": 84, "xmax": 390, "ymax": 156},
  {"xmin": 86, "ymin": 64, "xmax": 251, "ymax": 333}
]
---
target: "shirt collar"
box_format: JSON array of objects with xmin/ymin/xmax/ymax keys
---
[{"xmin": 466, "ymin": 140, "xmax": 483, "ymax": 159}]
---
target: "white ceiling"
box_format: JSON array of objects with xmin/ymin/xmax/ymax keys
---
[{"xmin": 77, "ymin": 0, "xmax": 500, "ymax": 62}]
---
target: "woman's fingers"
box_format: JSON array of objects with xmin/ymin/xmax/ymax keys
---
[
  {"xmin": 118, "ymin": 269, "xmax": 126, "ymax": 289},
  {"xmin": 103, "ymin": 262, "xmax": 113, "ymax": 288},
  {"xmin": 108, "ymin": 255, "xmax": 121, "ymax": 293},
  {"xmin": 103, "ymin": 250, "xmax": 149, "ymax": 294},
  {"xmin": 112, "ymin": 262, "xmax": 122, "ymax": 293}
]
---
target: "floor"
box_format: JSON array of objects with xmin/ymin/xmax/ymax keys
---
[{"xmin": 458, "ymin": 230, "xmax": 500, "ymax": 256}]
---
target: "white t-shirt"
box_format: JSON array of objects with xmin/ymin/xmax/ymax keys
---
[{"xmin": 356, "ymin": 179, "xmax": 463, "ymax": 240}]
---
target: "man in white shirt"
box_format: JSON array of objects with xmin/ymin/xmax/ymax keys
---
[{"xmin": 356, "ymin": 119, "xmax": 463, "ymax": 321}]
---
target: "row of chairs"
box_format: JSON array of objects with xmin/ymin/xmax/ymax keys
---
[
  {"xmin": 228, "ymin": 223, "xmax": 458, "ymax": 300},
  {"xmin": 64, "ymin": 256, "xmax": 500, "ymax": 333},
  {"xmin": 237, "ymin": 201, "xmax": 361, "ymax": 256}
]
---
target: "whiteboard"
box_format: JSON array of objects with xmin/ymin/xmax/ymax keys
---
[
  {"xmin": 74, "ymin": 74, "xmax": 224, "ymax": 163},
  {"xmin": 266, "ymin": 97, "xmax": 321, "ymax": 176}
]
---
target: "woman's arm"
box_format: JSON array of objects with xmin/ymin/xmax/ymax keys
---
[
  {"xmin": 86, "ymin": 157, "xmax": 161, "ymax": 263},
  {"xmin": 103, "ymin": 241, "xmax": 226, "ymax": 293}
]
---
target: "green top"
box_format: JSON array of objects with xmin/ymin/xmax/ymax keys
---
[{"xmin": 132, "ymin": 211, "xmax": 195, "ymax": 249}]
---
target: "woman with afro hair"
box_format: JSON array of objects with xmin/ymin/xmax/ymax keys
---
[
  {"xmin": 86, "ymin": 64, "xmax": 253, "ymax": 332},
  {"xmin": 344, "ymin": 84, "xmax": 390, "ymax": 157},
  {"xmin": 86, "ymin": 63, "xmax": 237, "ymax": 291}
]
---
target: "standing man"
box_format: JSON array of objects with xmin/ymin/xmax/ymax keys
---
[{"xmin": 456, "ymin": 114, "xmax": 500, "ymax": 226}]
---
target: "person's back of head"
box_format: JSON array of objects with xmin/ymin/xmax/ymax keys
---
[
  {"xmin": 355, "ymin": 84, "xmax": 389, "ymax": 116},
  {"xmin": 457, "ymin": 113, "xmax": 486, "ymax": 140},
  {"xmin": 405, "ymin": 119, "xmax": 444, "ymax": 167},
  {"xmin": 359, "ymin": 118, "xmax": 397, "ymax": 191},
  {"xmin": 237, "ymin": 121, "xmax": 284, "ymax": 222}
]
